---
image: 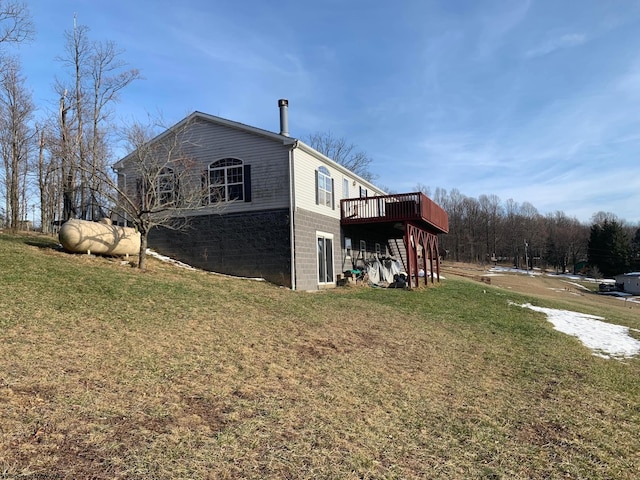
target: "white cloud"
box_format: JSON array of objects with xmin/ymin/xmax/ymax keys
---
[{"xmin": 525, "ymin": 33, "xmax": 587, "ymax": 58}]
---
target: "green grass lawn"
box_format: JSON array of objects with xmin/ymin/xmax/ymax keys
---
[{"xmin": 1, "ymin": 233, "xmax": 639, "ymax": 479}]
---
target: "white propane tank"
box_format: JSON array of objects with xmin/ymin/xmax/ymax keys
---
[{"xmin": 59, "ymin": 219, "xmax": 141, "ymax": 256}]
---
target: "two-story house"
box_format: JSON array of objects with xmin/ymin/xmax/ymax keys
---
[{"xmin": 113, "ymin": 100, "xmax": 448, "ymax": 290}]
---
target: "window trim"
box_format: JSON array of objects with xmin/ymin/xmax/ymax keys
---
[
  {"xmin": 156, "ymin": 167, "xmax": 176, "ymax": 207},
  {"xmin": 208, "ymin": 158, "xmax": 245, "ymax": 203},
  {"xmin": 317, "ymin": 231, "xmax": 335, "ymax": 285},
  {"xmin": 316, "ymin": 166, "xmax": 334, "ymax": 209}
]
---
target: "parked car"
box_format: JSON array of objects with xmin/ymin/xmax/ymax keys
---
[{"xmin": 598, "ymin": 283, "xmax": 617, "ymax": 293}]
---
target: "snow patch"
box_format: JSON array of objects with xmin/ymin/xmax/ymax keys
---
[
  {"xmin": 511, "ymin": 302, "xmax": 640, "ymax": 359},
  {"xmin": 564, "ymin": 281, "xmax": 590, "ymax": 291},
  {"xmin": 146, "ymin": 249, "xmax": 266, "ymax": 281},
  {"xmin": 146, "ymin": 249, "xmax": 196, "ymax": 270}
]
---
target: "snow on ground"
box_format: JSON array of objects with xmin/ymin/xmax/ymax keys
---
[
  {"xmin": 564, "ymin": 281, "xmax": 591, "ymax": 291},
  {"xmin": 491, "ymin": 266, "xmax": 540, "ymax": 276},
  {"xmin": 490, "ymin": 266, "xmax": 599, "ymax": 283},
  {"xmin": 146, "ymin": 249, "xmax": 266, "ymax": 281},
  {"xmin": 490, "ymin": 266, "xmax": 640, "ymax": 305},
  {"xmin": 146, "ymin": 249, "xmax": 197, "ymax": 270},
  {"xmin": 510, "ymin": 301, "xmax": 640, "ymax": 359},
  {"xmin": 143, "ymin": 253, "xmax": 639, "ymax": 358}
]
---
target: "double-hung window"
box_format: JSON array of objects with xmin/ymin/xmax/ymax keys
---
[
  {"xmin": 208, "ymin": 158, "xmax": 244, "ymax": 203},
  {"xmin": 316, "ymin": 166, "xmax": 334, "ymax": 208},
  {"xmin": 156, "ymin": 167, "xmax": 176, "ymax": 206}
]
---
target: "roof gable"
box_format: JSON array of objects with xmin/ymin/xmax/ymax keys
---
[
  {"xmin": 191, "ymin": 111, "xmax": 298, "ymax": 145},
  {"xmin": 112, "ymin": 110, "xmax": 384, "ymax": 193},
  {"xmin": 113, "ymin": 111, "xmax": 297, "ymax": 169}
]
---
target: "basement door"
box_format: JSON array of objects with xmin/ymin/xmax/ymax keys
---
[{"xmin": 317, "ymin": 232, "xmax": 334, "ymax": 285}]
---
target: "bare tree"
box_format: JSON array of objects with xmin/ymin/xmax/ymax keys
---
[
  {"xmin": 305, "ymin": 131, "xmax": 377, "ymax": 182},
  {"xmin": 414, "ymin": 183, "xmax": 431, "ymax": 197},
  {"xmin": 54, "ymin": 17, "xmax": 140, "ymax": 221},
  {"xmin": 591, "ymin": 211, "xmax": 620, "ymax": 226},
  {"xmin": 0, "ymin": 55, "xmax": 34, "ymax": 230},
  {"xmin": 478, "ymin": 194, "xmax": 502, "ymax": 261},
  {"xmin": 106, "ymin": 118, "xmax": 223, "ymax": 269},
  {"xmin": 0, "ymin": 1, "xmax": 33, "ymax": 45},
  {"xmin": 544, "ymin": 211, "xmax": 587, "ymax": 273},
  {"xmin": 438, "ymin": 188, "xmax": 466, "ymax": 261},
  {"xmin": 36, "ymin": 124, "xmax": 62, "ymax": 233}
]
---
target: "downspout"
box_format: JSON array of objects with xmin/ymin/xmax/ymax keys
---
[{"xmin": 288, "ymin": 141, "xmax": 297, "ymax": 290}]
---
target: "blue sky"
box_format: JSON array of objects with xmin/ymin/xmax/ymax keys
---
[{"xmin": 12, "ymin": 0, "xmax": 640, "ymax": 224}]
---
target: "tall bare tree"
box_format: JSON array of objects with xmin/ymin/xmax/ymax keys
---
[
  {"xmin": 36, "ymin": 124, "xmax": 63, "ymax": 233},
  {"xmin": 478, "ymin": 194, "xmax": 502, "ymax": 261},
  {"xmin": 305, "ymin": 131, "xmax": 377, "ymax": 182},
  {"xmin": 98, "ymin": 118, "xmax": 222, "ymax": 269},
  {"xmin": 0, "ymin": 0, "xmax": 33, "ymax": 46},
  {"xmin": 0, "ymin": 55, "xmax": 34, "ymax": 230},
  {"xmin": 54, "ymin": 17, "xmax": 140, "ymax": 221}
]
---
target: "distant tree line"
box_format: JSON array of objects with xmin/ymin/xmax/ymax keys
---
[{"xmin": 415, "ymin": 185, "xmax": 640, "ymax": 277}]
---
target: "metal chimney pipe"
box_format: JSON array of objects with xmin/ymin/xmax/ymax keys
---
[{"xmin": 278, "ymin": 99, "xmax": 289, "ymax": 137}]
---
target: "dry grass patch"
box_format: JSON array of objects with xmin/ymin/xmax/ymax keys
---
[{"xmin": 1, "ymin": 234, "xmax": 639, "ymax": 479}]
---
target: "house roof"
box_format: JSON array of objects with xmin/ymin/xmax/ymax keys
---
[
  {"xmin": 190, "ymin": 111, "xmax": 298, "ymax": 146},
  {"xmin": 113, "ymin": 111, "xmax": 297, "ymax": 170},
  {"xmin": 616, "ymin": 272, "xmax": 640, "ymax": 278},
  {"xmin": 296, "ymin": 140, "xmax": 385, "ymax": 195},
  {"xmin": 112, "ymin": 110, "xmax": 386, "ymax": 194}
]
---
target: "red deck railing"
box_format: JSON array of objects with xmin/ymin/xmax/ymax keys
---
[{"xmin": 340, "ymin": 192, "xmax": 449, "ymax": 234}]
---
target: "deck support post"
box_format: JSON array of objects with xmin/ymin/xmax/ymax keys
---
[{"xmin": 404, "ymin": 222, "xmax": 442, "ymax": 288}]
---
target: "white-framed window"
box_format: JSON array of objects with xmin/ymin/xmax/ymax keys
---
[
  {"xmin": 208, "ymin": 158, "xmax": 245, "ymax": 203},
  {"xmin": 345, "ymin": 237, "xmax": 352, "ymax": 258},
  {"xmin": 360, "ymin": 240, "xmax": 366, "ymax": 259},
  {"xmin": 317, "ymin": 231, "xmax": 335, "ymax": 284},
  {"xmin": 157, "ymin": 167, "xmax": 176, "ymax": 206},
  {"xmin": 343, "ymin": 177, "xmax": 350, "ymax": 199},
  {"xmin": 359, "ymin": 186, "xmax": 368, "ymax": 198},
  {"xmin": 138, "ymin": 168, "xmax": 175, "ymax": 209},
  {"xmin": 316, "ymin": 166, "xmax": 333, "ymax": 208}
]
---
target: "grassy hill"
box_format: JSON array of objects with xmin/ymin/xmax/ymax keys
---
[{"xmin": 1, "ymin": 233, "xmax": 639, "ymax": 479}]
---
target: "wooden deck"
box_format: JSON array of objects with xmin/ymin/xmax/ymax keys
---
[{"xmin": 340, "ymin": 192, "xmax": 449, "ymax": 234}]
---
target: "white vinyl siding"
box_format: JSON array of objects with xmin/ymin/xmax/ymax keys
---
[{"xmin": 290, "ymin": 144, "xmax": 385, "ymax": 219}]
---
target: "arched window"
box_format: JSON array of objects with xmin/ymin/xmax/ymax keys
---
[{"xmin": 208, "ymin": 158, "xmax": 249, "ymax": 203}]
